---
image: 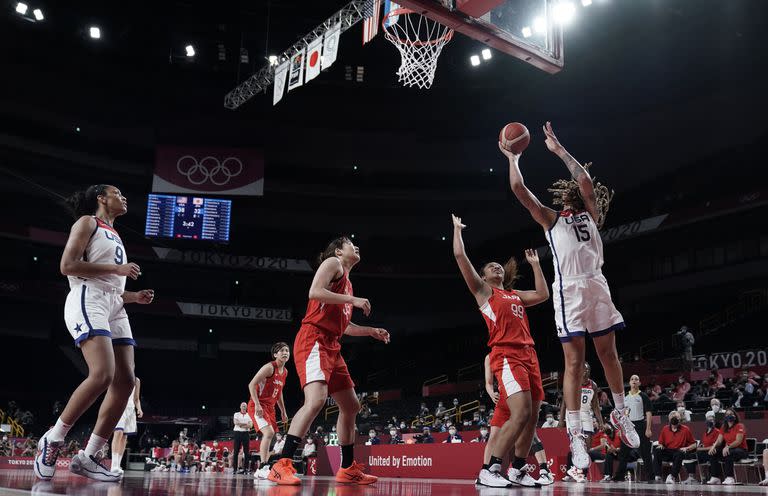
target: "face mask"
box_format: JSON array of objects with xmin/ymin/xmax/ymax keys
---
[
  {"xmin": 390, "ymin": 431, "xmax": 397, "ymax": 436},
  {"xmin": 449, "ymin": 430, "xmax": 456, "ymax": 436},
  {"xmin": 725, "ymin": 415, "xmax": 736, "ymax": 423},
  {"xmin": 678, "ymin": 378, "xmax": 684, "ymax": 383},
  {"xmin": 369, "ymin": 433, "xmax": 376, "ymax": 438},
  {"xmin": 677, "ymin": 406, "xmax": 685, "ymax": 412},
  {"xmin": 670, "ymin": 418, "xmax": 680, "ymax": 426},
  {"xmin": 400, "ymin": 423, "xmax": 406, "ymax": 429},
  {"xmin": 546, "ymin": 417, "xmax": 554, "ymax": 423},
  {"xmin": 307, "ymin": 440, "xmax": 313, "ymax": 444},
  {"xmin": 480, "ymin": 430, "xmax": 488, "ymax": 436},
  {"xmin": 712, "ymin": 405, "xmax": 720, "ymax": 413}
]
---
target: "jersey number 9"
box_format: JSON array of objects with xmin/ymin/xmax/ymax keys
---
[{"xmin": 114, "ymin": 246, "xmax": 124, "ymax": 265}]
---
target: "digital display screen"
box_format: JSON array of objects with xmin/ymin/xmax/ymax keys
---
[{"xmin": 145, "ymin": 194, "xmax": 231, "ymax": 242}]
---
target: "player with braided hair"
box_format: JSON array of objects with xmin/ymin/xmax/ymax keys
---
[{"xmin": 498, "ymin": 121, "xmax": 639, "ymax": 473}]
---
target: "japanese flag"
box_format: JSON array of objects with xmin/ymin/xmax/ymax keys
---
[{"xmin": 305, "ymin": 36, "xmax": 323, "ymax": 82}]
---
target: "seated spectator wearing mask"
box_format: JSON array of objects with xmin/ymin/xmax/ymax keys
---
[
  {"xmin": 418, "ymin": 427, "xmax": 435, "ymax": 444},
  {"xmin": 443, "ymin": 427, "xmax": 463, "ymax": 444},
  {"xmin": 696, "ymin": 412, "xmax": 721, "ymax": 484},
  {"xmin": 472, "ymin": 427, "xmax": 490, "ymax": 443},
  {"xmin": 541, "ymin": 413, "xmax": 558, "ymax": 428},
  {"xmin": 596, "ymin": 424, "xmax": 621, "ymax": 482},
  {"xmin": 652, "ymin": 410, "xmax": 696, "ymax": 484},
  {"xmin": 706, "ymin": 409, "xmax": 748, "ymax": 485},
  {"xmin": 709, "ymin": 367, "xmax": 725, "ymax": 389},
  {"xmin": 675, "ymin": 401, "xmax": 692, "ymax": 423},
  {"xmin": 671, "ymin": 375, "xmax": 691, "ymax": 402},
  {"xmin": 365, "ymin": 430, "xmax": 381, "ymax": 446},
  {"xmin": 388, "ymin": 429, "xmax": 403, "ymax": 444},
  {"xmin": 706, "ymin": 399, "xmax": 724, "ymax": 425}
]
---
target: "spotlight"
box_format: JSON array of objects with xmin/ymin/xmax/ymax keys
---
[
  {"xmin": 75, "ymin": 126, "xmax": 81, "ymax": 132},
  {"xmin": 15, "ymin": 2, "xmax": 28, "ymax": 15},
  {"xmin": 268, "ymin": 55, "xmax": 278, "ymax": 66},
  {"xmin": 470, "ymin": 54, "xmax": 480, "ymax": 66},
  {"xmin": 33, "ymin": 256, "xmax": 38, "ymax": 261},
  {"xmin": 581, "ymin": 0, "xmax": 592, "ymax": 5},
  {"xmin": 489, "ymin": 168, "xmax": 494, "ymax": 172},
  {"xmin": 202, "ymin": 405, "xmax": 206, "ymax": 410},
  {"xmin": 441, "ymin": 236, "xmax": 446, "ymax": 241},
  {"xmin": 89, "ymin": 26, "xmax": 101, "ymax": 39},
  {"xmin": 552, "ymin": 2, "xmax": 576, "ymax": 25},
  {"xmin": 351, "ymin": 234, "xmax": 355, "ymax": 238},
  {"xmin": 185, "ymin": 45, "xmax": 195, "ymax": 57},
  {"xmin": 234, "ymin": 280, "xmax": 239, "ymax": 285},
  {"xmin": 521, "ymin": 26, "xmax": 532, "ymax": 38},
  {"xmin": 209, "ymin": 328, "xmax": 213, "ymax": 333},
  {"xmin": 533, "ymin": 17, "xmax": 547, "ymax": 34},
  {"xmin": 481, "ymin": 48, "xmax": 492, "ymax": 60},
  {"xmin": 32, "ymin": 8, "xmax": 43, "ymax": 20},
  {"xmin": 353, "ymin": 165, "xmax": 358, "ymax": 170}
]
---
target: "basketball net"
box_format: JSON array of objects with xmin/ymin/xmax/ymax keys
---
[{"xmin": 382, "ymin": 8, "xmax": 453, "ymax": 89}]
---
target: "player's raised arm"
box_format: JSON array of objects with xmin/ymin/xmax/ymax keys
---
[
  {"xmin": 516, "ymin": 249, "xmax": 550, "ymax": 307},
  {"xmin": 499, "ymin": 144, "xmax": 557, "ymax": 229},
  {"xmin": 542, "ymin": 121, "xmax": 598, "ymax": 222},
  {"xmin": 452, "ymin": 214, "xmax": 492, "ymax": 306}
]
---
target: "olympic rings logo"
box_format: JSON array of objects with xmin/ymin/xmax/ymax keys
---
[{"xmin": 176, "ymin": 156, "xmax": 243, "ymax": 186}]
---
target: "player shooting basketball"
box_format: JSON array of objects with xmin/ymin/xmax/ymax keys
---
[{"xmin": 498, "ymin": 122, "xmax": 640, "ymax": 471}]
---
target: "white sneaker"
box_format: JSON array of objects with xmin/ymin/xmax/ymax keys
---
[
  {"xmin": 758, "ymin": 478, "xmax": 768, "ymax": 486},
  {"xmin": 705, "ymin": 477, "xmax": 721, "ymax": 485},
  {"xmin": 665, "ymin": 474, "xmax": 676, "ymax": 484},
  {"xmin": 33, "ymin": 431, "xmax": 64, "ymax": 481},
  {"xmin": 681, "ymin": 476, "xmax": 696, "ymax": 485},
  {"xmin": 567, "ymin": 466, "xmax": 586, "ymax": 483},
  {"xmin": 70, "ymin": 450, "xmax": 122, "ymax": 482},
  {"xmin": 537, "ymin": 468, "xmax": 555, "ymax": 485},
  {"xmin": 477, "ymin": 465, "xmax": 512, "ymax": 488},
  {"xmin": 569, "ymin": 433, "xmax": 590, "ymax": 469},
  {"xmin": 722, "ymin": 477, "xmax": 736, "ymax": 485},
  {"xmin": 600, "ymin": 475, "xmax": 613, "ymax": 483},
  {"xmin": 507, "ymin": 466, "xmax": 540, "ymax": 487},
  {"xmin": 110, "ymin": 467, "xmax": 124, "ymax": 475},
  {"xmin": 610, "ymin": 409, "xmax": 640, "ymax": 449},
  {"xmin": 254, "ymin": 466, "xmax": 270, "ymax": 480}
]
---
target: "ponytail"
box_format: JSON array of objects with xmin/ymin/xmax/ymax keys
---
[
  {"xmin": 64, "ymin": 184, "xmax": 108, "ymax": 219},
  {"xmin": 502, "ymin": 256, "xmax": 520, "ymax": 290}
]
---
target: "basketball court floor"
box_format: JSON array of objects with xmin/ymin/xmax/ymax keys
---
[{"xmin": 1, "ymin": 471, "xmax": 766, "ymax": 496}]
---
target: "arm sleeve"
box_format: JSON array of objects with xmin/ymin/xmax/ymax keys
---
[{"xmin": 641, "ymin": 393, "xmax": 652, "ymax": 413}]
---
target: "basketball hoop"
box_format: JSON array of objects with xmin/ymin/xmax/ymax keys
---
[{"xmin": 382, "ymin": 8, "xmax": 454, "ymax": 89}]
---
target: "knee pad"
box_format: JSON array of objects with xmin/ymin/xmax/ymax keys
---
[{"xmin": 529, "ymin": 437, "xmax": 544, "ymax": 455}]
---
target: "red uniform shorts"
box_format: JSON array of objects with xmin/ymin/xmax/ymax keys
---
[
  {"xmin": 490, "ymin": 345, "xmax": 545, "ymax": 407},
  {"xmin": 247, "ymin": 400, "xmax": 278, "ymax": 432},
  {"xmin": 293, "ymin": 324, "xmax": 355, "ymax": 395}
]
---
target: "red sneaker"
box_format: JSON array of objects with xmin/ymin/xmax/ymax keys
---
[
  {"xmin": 267, "ymin": 458, "xmax": 301, "ymax": 486},
  {"xmin": 335, "ymin": 461, "xmax": 378, "ymax": 485}
]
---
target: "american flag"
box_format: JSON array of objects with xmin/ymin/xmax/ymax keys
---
[{"xmin": 362, "ymin": 0, "xmax": 382, "ymax": 45}]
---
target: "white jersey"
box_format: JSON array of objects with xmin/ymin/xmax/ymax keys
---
[
  {"xmin": 546, "ymin": 210, "xmax": 603, "ymax": 282},
  {"xmin": 580, "ymin": 380, "xmax": 596, "ymax": 413},
  {"xmin": 68, "ymin": 217, "xmax": 127, "ymax": 293}
]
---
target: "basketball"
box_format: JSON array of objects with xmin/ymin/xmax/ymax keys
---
[{"xmin": 499, "ymin": 122, "xmax": 530, "ymax": 154}]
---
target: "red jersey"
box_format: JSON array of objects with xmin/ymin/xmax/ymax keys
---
[
  {"xmin": 301, "ymin": 270, "xmax": 353, "ymax": 339},
  {"xmin": 658, "ymin": 424, "xmax": 696, "ymax": 450},
  {"xmin": 701, "ymin": 427, "xmax": 721, "ymax": 448},
  {"xmin": 721, "ymin": 423, "xmax": 747, "ymax": 449},
  {"xmin": 480, "ymin": 287, "xmax": 534, "ymax": 348},
  {"xmin": 255, "ymin": 360, "xmax": 287, "ymax": 407}
]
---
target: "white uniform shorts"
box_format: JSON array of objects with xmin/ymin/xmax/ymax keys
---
[
  {"xmin": 64, "ymin": 282, "xmax": 135, "ymax": 347},
  {"xmin": 565, "ymin": 411, "xmax": 596, "ymax": 435},
  {"xmin": 553, "ymin": 272, "xmax": 624, "ymax": 343},
  {"xmin": 115, "ymin": 404, "xmax": 137, "ymax": 434}
]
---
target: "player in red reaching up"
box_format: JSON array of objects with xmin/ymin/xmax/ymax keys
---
[
  {"xmin": 452, "ymin": 214, "xmax": 550, "ymax": 488},
  {"xmin": 249, "ymin": 342, "xmax": 290, "ymax": 480},
  {"xmin": 499, "ymin": 122, "xmax": 640, "ymax": 472},
  {"xmin": 268, "ymin": 237, "xmax": 390, "ymax": 486}
]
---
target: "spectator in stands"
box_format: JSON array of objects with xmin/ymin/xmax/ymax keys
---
[
  {"xmin": 443, "ymin": 426, "xmax": 463, "ymax": 444},
  {"xmin": 677, "ymin": 326, "xmax": 695, "ymax": 370},
  {"xmin": 301, "ymin": 436, "xmax": 317, "ymax": 466},
  {"xmin": 419, "ymin": 402, "xmax": 429, "ymax": 418},
  {"xmin": 653, "ymin": 410, "xmax": 697, "ymax": 484},
  {"xmin": 312, "ymin": 426, "xmax": 326, "ymax": 447},
  {"xmin": 179, "ymin": 427, "xmax": 188, "ymax": 444},
  {"xmin": 471, "ymin": 412, "xmax": 482, "ymax": 426},
  {"xmin": 696, "ymin": 412, "xmax": 721, "ymax": 484},
  {"xmin": 706, "ymin": 408, "xmax": 748, "ymax": 485},
  {"xmin": 199, "ymin": 443, "xmax": 212, "ymax": 471},
  {"xmin": 709, "ymin": 366, "xmax": 725, "ymax": 390},
  {"xmin": 388, "ymin": 428, "xmax": 403, "ymax": 444},
  {"xmin": 452, "ymin": 398, "xmax": 459, "ymax": 410},
  {"xmin": 645, "ymin": 385, "xmax": 660, "ymax": 403},
  {"xmin": 0, "ymin": 435, "xmax": 10, "ymax": 456},
  {"xmin": 597, "ymin": 425, "xmax": 621, "ymax": 482},
  {"xmin": 477, "ymin": 404, "xmax": 488, "ymax": 422},
  {"xmin": 694, "ymin": 381, "xmax": 715, "ymax": 402},
  {"xmin": 737, "ymin": 369, "xmax": 760, "ymax": 406},
  {"xmin": 365, "ymin": 430, "xmax": 381, "ymax": 446},
  {"xmin": 541, "ymin": 413, "xmax": 558, "ymax": 428},
  {"xmin": 672, "ymin": 375, "xmax": 691, "ymax": 402},
  {"xmin": 598, "ymin": 390, "xmax": 611, "ymax": 410},
  {"xmin": 675, "ymin": 401, "xmax": 692, "ymax": 423},
  {"xmin": 472, "ymin": 427, "xmax": 490, "ymax": 443},
  {"xmin": 272, "ymin": 432, "xmax": 285, "ymax": 459},
  {"xmin": 434, "ymin": 401, "xmax": 446, "ymax": 417},
  {"xmin": 399, "ymin": 421, "xmax": 408, "ymax": 433},
  {"xmin": 232, "ymin": 402, "xmax": 252, "ymax": 474},
  {"xmin": 418, "ymin": 427, "xmax": 434, "ymax": 444},
  {"xmin": 706, "ymin": 398, "xmax": 724, "ymax": 423}
]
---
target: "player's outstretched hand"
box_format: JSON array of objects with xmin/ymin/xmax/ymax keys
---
[
  {"xmin": 117, "ymin": 262, "xmax": 141, "ymax": 280},
  {"xmin": 136, "ymin": 408, "xmax": 144, "ymax": 419},
  {"xmin": 451, "ymin": 214, "xmax": 466, "ymax": 230},
  {"xmin": 524, "ymin": 249, "xmax": 540, "ymax": 265},
  {"xmin": 352, "ymin": 296, "xmax": 371, "ymax": 316},
  {"xmin": 497, "ymin": 141, "xmax": 522, "ymax": 161},
  {"xmin": 137, "ymin": 289, "xmax": 155, "ymax": 304},
  {"xmin": 370, "ymin": 327, "xmax": 390, "ymax": 344},
  {"xmin": 542, "ymin": 121, "xmax": 565, "ymax": 154}
]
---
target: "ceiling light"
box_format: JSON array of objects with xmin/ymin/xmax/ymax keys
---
[
  {"xmin": 89, "ymin": 26, "xmax": 101, "ymax": 39},
  {"xmin": 32, "ymin": 8, "xmax": 43, "ymax": 20},
  {"xmin": 470, "ymin": 54, "xmax": 480, "ymax": 66},
  {"xmin": 481, "ymin": 48, "xmax": 492, "ymax": 60},
  {"xmin": 521, "ymin": 26, "xmax": 532, "ymax": 38},
  {"xmin": 533, "ymin": 17, "xmax": 547, "ymax": 34},
  {"xmin": 15, "ymin": 3, "xmax": 28, "ymax": 15},
  {"xmin": 185, "ymin": 45, "xmax": 195, "ymax": 57},
  {"xmin": 552, "ymin": 2, "xmax": 576, "ymax": 25}
]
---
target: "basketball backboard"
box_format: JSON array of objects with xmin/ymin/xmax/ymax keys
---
[{"xmin": 394, "ymin": 0, "xmax": 564, "ymax": 73}]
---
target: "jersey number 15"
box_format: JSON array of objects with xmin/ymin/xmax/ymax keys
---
[{"xmin": 572, "ymin": 224, "xmax": 591, "ymax": 242}]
